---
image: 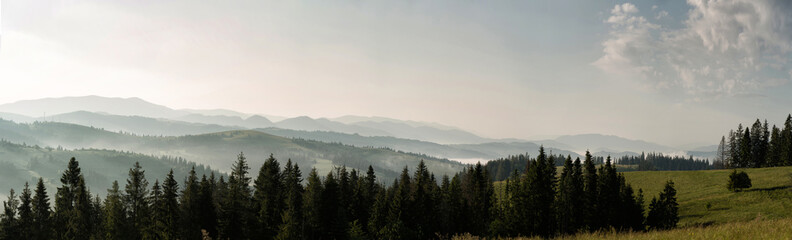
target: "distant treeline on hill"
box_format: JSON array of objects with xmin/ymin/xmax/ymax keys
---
[
  {"xmin": 486, "ymin": 153, "xmax": 605, "ymax": 182},
  {"xmin": 486, "ymin": 151, "xmax": 712, "ymax": 182},
  {"xmin": 616, "ymin": 153, "xmax": 711, "ymax": 171},
  {"xmin": 716, "ymin": 115, "xmax": 792, "ymax": 169},
  {"xmin": 0, "ymin": 148, "xmax": 679, "ymax": 239}
]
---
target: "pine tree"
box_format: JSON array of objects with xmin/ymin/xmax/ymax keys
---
[
  {"xmin": 582, "ymin": 150, "xmax": 598, "ymax": 230},
  {"xmin": 782, "ymin": 115, "xmax": 792, "ymax": 165},
  {"xmin": 302, "ymin": 168, "xmax": 323, "ymax": 239},
  {"xmin": 739, "ymin": 128, "xmax": 752, "ymax": 168},
  {"xmin": 104, "ymin": 181, "xmax": 129, "ymax": 240},
  {"xmin": 322, "ymin": 170, "xmax": 347, "ymax": 239},
  {"xmin": 180, "ymin": 166, "xmax": 202, "ymax": 239},
  {"xmin": 768, "ymin": 126, "xmax": 782, "ymax": 167},
  {"xmin": 199, "ymin": 174, "xmax": 219, "ymax": 239},
  {"xmin": 1, "ymin": 189, "xmax": 20, "ymax": 240},
  {"xmin": 597, "ymin": 156, "xmax": 620, "ymax": 229},
  {"xmin": 218, "ymin": 153, "xmax": 251, "ymax": 240},
  {"xmin": 557, "ymin": 156, "xmax": 583, "ymax": 234},
  {"xmin": 150, "ymin": 180, "xmax": 165, "ymax": 239},
  {"xmin": 124, "ymin": 162, "xmax": 151, "ymax": 239},
  {"xmin": 646, "ymin": 180, "xmax": 678, "ymax": 230},
  {"xmin": 90, "ymin": 194, "xmax": 105, "ymax": 239},
  {"xmin": 750, "ymin": 119, "xmax": 768, "ymax": 167},
  {"xmin": 728, "ymin": 130, "xmax": 739, "ymax": 168},
  {"xmin": 54, "ymin": 157, "xmax": 92, "ymax": 240},
  {"xmin": 253, "ymin": 153, "xmax": 283, "ymax": 239},
  {"xmin": 31, "ymin": 178, "xmax": 52, "ymax": 240},
  {"xmin": 17, "ymin": 183, "xmax": 33, "ymax": 237},
  {"xmin": 715, "ymin": 136, "xmax": 727, "ymax": 168},
  {"xmin": 275, "ymin": 160, "xmax": 303, "ymax": 240},
  {"xmin": 160, "ymin": 170, "xmax": 180, "ymax": 240}
]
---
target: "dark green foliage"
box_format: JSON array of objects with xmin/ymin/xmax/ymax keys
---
[
  {"xmin": 31, "ymin": 178, "xmax": 52, "ymax": 240},
  {"xmin": 302, "ymin": 168, "xmax": 323, "ymax": 239},
  {"xmin": 617, "ymin": 152, "xmax": 711, "ymax": 171},
  {"xmin": 17, "ymin": 183, "xmax": 33, "ymax": 237},
  {"xmin": 582, "ymin": 151, "xmax": 599, "ymax": 231},
  {"xmin": 54, "ymin": 157, "xmax": 93, "ymax": 240},
  {"xmin": 1, "ymin": 189, "xmax": 20, "ymax": 240},
  {"xmin": 180, "ymin": 166, "xmax": 202, "ymax": 240},
  {"xmin": 646, "ymin": 181, "xmax": 679, "ymax": 230},
  {"xmin": 199, "ymin": 174, "xmax": 219, "ymax": 239},
  {"xmin": 104, "ymin": 181, "xmax": 129, "ymax": 240},
  {"xmin": 2, "ymin": 150, "xmax": 659, "ymax": 239},
  {"xmin": 721, "ymin": 115, "xmax": 792, "ymax": 169},
  {"xmin": 124, "ymin": 162, "xmax": 151, "ymax": 239},
  {"xmin": 727, "ymin": 170, "xmax": 752, "ymax": 192},
  {"xmin": 155, "ymin": 170, "xmax": 180, "ymax": 240},
  {"xmin": 253, "ymin": 154, "xmax": 284, "ymax": 239},
  {"xmin": 218, "ymin": 152, "xmax": 252, "ymax": 240},
  {"xmin": 275, "ymin": 159, "xmax": 303, "ymax": 240},
  {"xmin": 556, "ymin": 156, "xmax": 583, "ymax": 234}
]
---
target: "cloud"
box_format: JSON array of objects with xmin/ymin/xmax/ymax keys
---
[{"xmin": 594, "ymin": 0, "xmax": 792, "ymax": 99}]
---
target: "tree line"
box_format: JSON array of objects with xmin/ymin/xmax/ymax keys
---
[
  {"xmin": 616, "ymin": 153, "xmax": 712, "ymax": 171},
  {"xmin": 489, "ymin": 149, "xmax": 678, "ymax": 238},
  {"xmin": 0, "ymin": 148, "xmax": 678, "ymax": 239},
  {"xmin": 486, "ymin": 153, "xmax": 605, "ymax": 182},
  {"xmin": 717, "ymin": 115, "xmax": 792, "ymax": 168}
]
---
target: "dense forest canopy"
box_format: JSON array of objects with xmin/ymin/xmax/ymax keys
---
[{"xmin": 0, "ymin": 148, "xmax": 678, "ymax": 239}]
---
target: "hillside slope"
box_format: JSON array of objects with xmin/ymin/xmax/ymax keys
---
[
  {"xmin": 0, "ymin": 140, "xmax": 216, "ymax": 198},
  {"xmin": 0, "ymin": 119, "xmax": 465, "ymax": 182},
  {"xmin": 623, "ymin": 167, "xmax": 792, "ymax": 227}
]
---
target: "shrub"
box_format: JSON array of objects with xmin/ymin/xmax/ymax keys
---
[{"xmin": 727, "ymin": 170, "xmax": 752, "ymax": 192}]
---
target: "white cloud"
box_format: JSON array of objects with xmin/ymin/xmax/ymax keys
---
[
  {"xmin": 594, "ymin": 0, "xmax": 792, "ymax": 99},
  {"xmin": 656, "ymin": 11, "xmax": 669, "ymax": 20}
]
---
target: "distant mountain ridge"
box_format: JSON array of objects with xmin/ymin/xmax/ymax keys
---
[
  {"xmin": 0, "ymin": 96, "xmax": 498, "ymax": 144},
  {"xmin": 0, "ymin": 96, "xmax": 715, "ymax": 161}
]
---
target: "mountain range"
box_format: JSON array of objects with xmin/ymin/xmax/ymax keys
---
[{"xmin": 0, "ymin": 96, "xmax": 717, "ymax": 161}]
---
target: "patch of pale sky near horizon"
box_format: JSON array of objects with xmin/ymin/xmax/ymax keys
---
[{"xmin": 0, "ymin": 0, "xmax": 789, "ymax": 148}]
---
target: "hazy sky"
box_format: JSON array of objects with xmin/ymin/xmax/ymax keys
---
[{"xmin": 1, "ymin": 0, "xmax": 791, "ymax": 147}]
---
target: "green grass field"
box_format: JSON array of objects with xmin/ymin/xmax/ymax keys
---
[
  {"xmin": 489, "ymin": 166, "xmax": 792, "ymax": 239},
  {"xmin": 624, "ymin": 166, "xmax": 792, "ymax": 227},
  {"xmin": 453, "ymin": 217, "xmax": 792, "ymax": 240}
]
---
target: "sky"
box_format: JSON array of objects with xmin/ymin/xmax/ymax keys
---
[{"xmin": 1, "ymin": 0, "xmax": 791, "ymax": 148}]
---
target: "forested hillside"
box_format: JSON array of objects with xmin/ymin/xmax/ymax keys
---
[
  {"xmin": 0, "ymin": 148, "xmax": 679, "ymax": 239},
  {"xmin": 0, "ymin": 119, "xmax": 465, "ymax": 182}
]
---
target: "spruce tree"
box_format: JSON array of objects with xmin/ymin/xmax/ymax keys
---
[
  {"xmin": 275, "ymin": 160, "xmax": 303, "ymax": 240},
  {"xmin": 31, "ymin": 178, "xmax": 52, "ymax": 240},
  {"xmin": 768, "ymin": 126, "xmax": 782, "ymax": 167},
  {"xmin": 782, "ymin": 115, "xmax": 792, "ymax": 165},
  {"xmin": 150, "ymin": 180, "xmax": 166, "ymax": 239},
  {"xmin": 253, "ymin": 153, "xmax": 283, "ymax": 239},
  {"xmin": 160, "ymin": 170, "xmax": 180, "ymax": 240},
  {"xmin": 557, "ymin": 156, "xmax": 583, "ymax": 234},
  {"xmin": 104, "ymin": 181, "xmax": 129, "ymax": 240},
  {"xmin": 219, "ymin": 153, "xmax": 252, "ymax": 240},
  {"xmin": 199, "ymin": 175, "xmax": 219, "ymax": 239},
  {"xmin": 739, "ymin": 128, "xmax": 752, "ymax": 168},
  {"xmin": 302, "ymin": 168, "xmax": 323, "ymax": 239},
  {"xmin": 124, "ymin": 162, "xmax": 151, "ymax": 239},
  {"xmin": 582, "ymin": 150, "xmax": 599, "ymax": 230},
  {"xmin": 55, "ymin": 157, "xmax": 92, "ymax": 240},
  {"xmin": 180, "ymin": 166, "xmax": 202, "ymax": 239},
  {"xmin": 322, "ymin": 171, "xmax": 347, "ymax": 239},
  {"xmin": 1, "ymin": 189, "xmax": 20, "ymax": 240},
  {"xmin": 17, "ymin": 183, "xmax": 33, "ymax": 237},
  {"xmin": 646, "ymin": 180, "xmax": 678, "ymax": 230}
]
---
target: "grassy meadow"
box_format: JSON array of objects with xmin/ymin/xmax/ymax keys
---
[
  {"xmin": 624, "ymin": 166, "xmax": 792, "ymax": 227},
  {"xmin": 489, "ymin": 166, "xmax": 792, "ymax": 239}
]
